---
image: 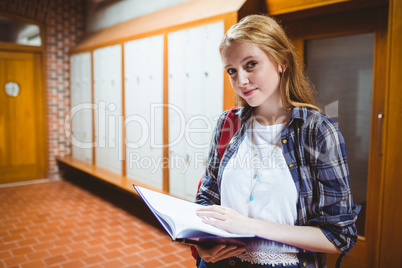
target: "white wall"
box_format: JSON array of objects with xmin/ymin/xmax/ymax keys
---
[{"xmin": 86, "ymin": 0, "xmax": 190, "ymax": 33}]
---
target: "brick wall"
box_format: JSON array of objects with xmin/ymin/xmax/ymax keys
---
[{"xmin": 0, "ymin": 0, "xmax": 86, "ymax": 179}]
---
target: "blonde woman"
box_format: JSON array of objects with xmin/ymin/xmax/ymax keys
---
[{"xmin": 195, "ymin": 15, "xmax": 360, "ymax": 268}]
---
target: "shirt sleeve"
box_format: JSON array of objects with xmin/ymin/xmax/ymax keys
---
[
  {"xmin": 194, "ymin": 110, "xmax": 229, "ymax": 206},
  {"xmin": 307, "ymin": 116, "xmax": 361, "ymax": 254}
]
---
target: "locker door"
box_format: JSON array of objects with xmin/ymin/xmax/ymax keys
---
[
  {"xmin": 80, "ymin": 52, "xmax": 93, "ymax": 163},
  {"xmin": 94, "ymin": 45, "xmax": 122, "ymax": 176},
  {"xmin": 124, "ymin": 35, "xmax": 164, "ymax": 189},
  {"xmin": 203, "ymin": 22, "xmax": 224, "ymax": 118},
  {"xmin": 168, "ymin": 29, "xmax": 187, "ymax": 197},
  {"xmin": 94, "ymin": 48, "xmax": 107, "ymax": 170},
  {"xmin": 70, "ymin": 52, "xmax": 93, "ymax": 163},
  {"xmin": 108, "ymin": 45, "xmax": 122, "ymax": 174},
  {"xmin": 146, "ymin": 35, "xmax": 164, "ymax": 188},
  {"xmin": 70, "ymin": 55, "xmax": 81, "ymax": 159},
  {"xmin": 183, "ymin": 26, "xmax": 206, "ymax": 198},
  {"xmin": 168, "ymin": 22, "xmax": 224, "ymax": 200}
]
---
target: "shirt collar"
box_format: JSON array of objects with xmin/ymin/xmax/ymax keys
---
[
  {"xmin": 289, "ymin": 106, "xmax": 310, "ymax": 124},
  {"xmin": 237, "ymin": 105, "xmax": 310, "ymax": 125}
]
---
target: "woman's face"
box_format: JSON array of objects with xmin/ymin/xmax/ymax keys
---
[{"xmin": 221, "ymin": 41, "xmax": 283, "ymax": 109}]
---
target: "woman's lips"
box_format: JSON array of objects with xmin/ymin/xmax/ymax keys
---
[{"xmin": 242, "ymin": 88, "xmax": 257, "ymax": 97}]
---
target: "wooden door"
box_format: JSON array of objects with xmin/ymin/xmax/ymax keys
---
[
  {"xmin": 282, "ymin": 5, "xmax": 388, "ymax": 267},
  {"xmin": 0, "ymin": 51, "xmax": 47, "ymax": 183}
]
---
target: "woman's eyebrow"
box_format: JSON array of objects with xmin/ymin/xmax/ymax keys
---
[
  {"xmin": 224, "ymin": 56, "xmax": 254, "ymax": 69},
  {"xmin": 241, "ymin": 56, "xmax": 254, "ymax": 64}
]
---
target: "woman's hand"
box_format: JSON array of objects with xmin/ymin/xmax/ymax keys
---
[
  {"xmin": 196, "ymin": 205, "xmax": 253, "ymax": 235},
  {"xmin": 195, "ymin": 244, "xmax": 246, "ymax": 263}
]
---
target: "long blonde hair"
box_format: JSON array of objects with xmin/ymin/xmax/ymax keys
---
[{"xmin": 220, "ymin": 15, "xmax": 319, "ymax": 111}]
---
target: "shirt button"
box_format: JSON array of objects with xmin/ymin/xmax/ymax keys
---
[
  {"xmin": 303, "ymin": 262, "xmax": 307, "ymax": 267},
  {"xmin": 282, "ymin": 139, "xmax": 287, "ymax": 144},
  {"xmin": 289, "ymin": 163, "xmax": 294, "ymax": 168},
  {"xmin": 229, "ymin": 259, "xmax": 236, "ymax": 266}
]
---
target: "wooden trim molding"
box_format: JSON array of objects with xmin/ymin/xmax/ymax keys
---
[
  {"xmin": 163, "ymin": 32, "xmax": 169, "ymax": 193},
  {"xmin": 378, "ymin": 0, "xmax": 402, "ymax": 266},
  {"xmin": 57, "ymin": 155, "xmax": 170, "ymax": 196},
  {"xmin": 71, "ymin": 0, "xmax": 251, "ymax": 53}
]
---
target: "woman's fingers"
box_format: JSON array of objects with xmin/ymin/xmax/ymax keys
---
[
  {"xmin": 196, "ymin": 205, "xmax": 227, "ymax": 220},
  {"xmin": 212, "ymin": 245, "xmax": 246, "ymax": 262},
  {"xmin": 196, "ymin": 244, "xmax": 226, "ymax": 262},
  {"xmin": 195, "ymin": 244, "xmax": 246, "ymax": 263}
]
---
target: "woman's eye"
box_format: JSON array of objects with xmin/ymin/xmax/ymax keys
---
[
  {"xmin": 226, "ymin": 68, "xmax": 236, "ymax": 75},
  {"xmin": 246, "ymin": 61, "xmax": 257, "ymax": 69}
]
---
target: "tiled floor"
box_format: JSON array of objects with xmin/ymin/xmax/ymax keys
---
[{"xmin": 0, "ymin": 179, "xmax": 196, "ymax": 268}]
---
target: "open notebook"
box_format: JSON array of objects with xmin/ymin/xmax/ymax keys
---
[{"xmin": 133, "ymin": 185, "xmax": 256, "ymax": 246}]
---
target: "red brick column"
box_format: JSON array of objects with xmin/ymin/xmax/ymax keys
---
[{"xmin": 0, "ymin": 0, "xmax": 86, "ymax": 179}]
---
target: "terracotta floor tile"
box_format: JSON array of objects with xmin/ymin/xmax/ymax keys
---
[
  {"xmin": 84, "ymin": 245, "xmax": 106, "ymax": 255},
  {"xmin": 37, "ymin": 233, "xmax": 58, "ymax": 243},
  {"xmin": 2, "ymin": 234, "xmax": 24, "ymax": 243},
  {"xmin": 65, "ymin": 250, "xmax": 88, "ymax": 260},
  {"xmin": 70, "ymin": 234, "xmax": 90, "ymax": 242},
  {"xmin": 104, "ymin": 241, "xmax": 124, "ymax": 250},
  {"xmin": 20, "ymin": 260, "xmax": 46, "ymax": 268},
  {"xmin": 119, "ymin": 244, "xmax": 143, "ymax": 255},
  {"xmin": 0, "ymin": 180, "xmax": 195, "ymax": 268},
  {"xmin": 44, "ymin": 254, "xmax": 67, "ymax": 266},
  {"xmin": 26, "ymin": 250, "xmax": 50, "ymax": 261},
  {"xmin": 101, "ymin": 259, "xmax": 126, "ymax": 268},
  {"xmin": 140, "ymin": 259, "xmax": 165, "ymax": 268},
  {"xmin": 3, "ymin": 255, "xmax": 28, "ymax": 267},
  {"xmin": 0, "ymin": 242, "xmax": 18, "ymax": 252},
  {"xmin": 141, "ymin": 248, "xmax": 161, "ymax": 260},
  {"xmin": 17, "ymin": 238, "xmax": 38, "ymax": 247},
  {"xmin": 104, "ymin": 233, "xmax": 124, "ymax": 242},
  {"xmin": 101, "ymin": 249, "xmax": 125, "ymax": 259},
  {"xmin": 0, "ymin": 250, "xmax": 12, "ymax": 260},
  {"xmin": 8, "ymin": 227, "xmax": 28, "ymax": 236},
  {"xmin": 121, "ymin": 254, "xmax": 146, "ymax": 264},
  {"xmin": 60, "ymin": 259, "xmax": 85, "ymax": 268},
  {"xmin": 121, "ymin": 237, "xmax": 142, "ymax": 246},
  {"xmin": 33, "ymin": 241, "xmax": 54, "ymax": 251},
  {"xmin": 22, "ymin": 230, "xmax": 43, "ymax": 240},
  {"xmin": 159, "ymin": 244, "xmax": 183, "ymax": 254},
  {"xmin": 52, "ymin": 237, "xmax": 73, "ymax": 247},
  {"xmin": 160, "ymin": 253, "xmax": 184, "ymax": 264},
  {"xmin": 66, "ymin": 241, "xmax": 88, "ymax": 251},
  {"xmin": 48, "ymin": 245, "xmax": 70, "ymax": 255},
  {"xmin": 86, "ymin": 237, "xmax": 106, "ymax": 246},
  {"xmin": 81, "ymin": 254, "xmax": 105, "ymax": 265}
]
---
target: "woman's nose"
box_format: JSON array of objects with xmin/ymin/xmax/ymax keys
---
[{"xmin": 238, "ymin": 70, "xmax": 249, "ymax": 85}]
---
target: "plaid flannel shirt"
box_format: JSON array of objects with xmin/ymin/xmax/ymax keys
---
[{"xmin": 195, "ymin": 106, "xmax": 360, "ymax": 268}]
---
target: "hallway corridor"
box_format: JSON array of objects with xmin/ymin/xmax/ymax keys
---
[{"xmin": 0, "ymin": 179, "xmax": 195, "ymax": 267}]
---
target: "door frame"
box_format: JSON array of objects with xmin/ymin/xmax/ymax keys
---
[
  {"xmin": 279, "ymin": 4, "xmax": 388, "ymax": 267},
  {"xmin": 0, "ymin": 12, "xmax": 48, "ymax": 182}
]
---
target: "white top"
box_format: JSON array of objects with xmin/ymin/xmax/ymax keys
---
[{"xmin": 221, "ymin": 120, "xmax": 299, "ymax": 265}]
